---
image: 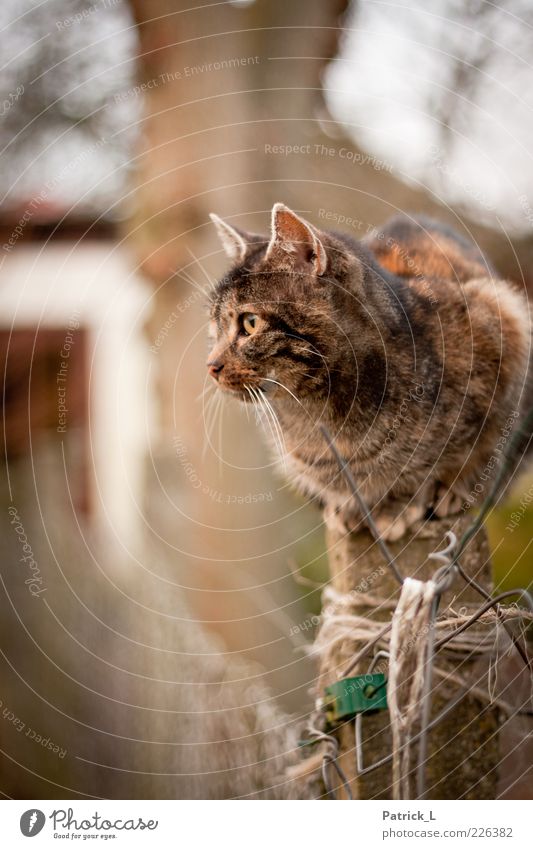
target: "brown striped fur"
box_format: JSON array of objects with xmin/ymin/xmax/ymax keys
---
[{"xmin": 207, "ymin": 205, "xmax": 532, "ymax": 540}]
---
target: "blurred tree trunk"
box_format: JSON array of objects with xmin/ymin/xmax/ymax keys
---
[{"xmin": 125, "ymin": 0, "xmax": 350, "ymax": 713}]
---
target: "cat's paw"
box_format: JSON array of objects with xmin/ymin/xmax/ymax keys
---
[
  {"xmin": 433, "ymin": 484, "xmax": 464, "ymax": 519},
  {"xmin": 323, "ymin": 501, "xmax": 362, "ymax": 536},
  {"xmin": 372, "ymin": 501, "xmax": 426, "ymax": 542},
  {"xmin": 324, "ymin": 498, "xmax": 425, "ymax": 542}
]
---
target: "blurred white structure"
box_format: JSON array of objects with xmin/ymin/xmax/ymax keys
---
[{"xmin": 0, "ymin": 239, "xmax": 152, "ymax": 548}]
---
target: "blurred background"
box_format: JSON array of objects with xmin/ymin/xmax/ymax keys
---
[{"xmin": 0, "ymin": 0, "xmax": 532, "ymax": 799}]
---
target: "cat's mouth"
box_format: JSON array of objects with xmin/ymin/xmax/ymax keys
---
[
  {"xmin": 215, "ymin": 376, "xmax": 268, "ymax": 401},
  {"xmin": 214, "ymin": 376, "xmax": 255, "ymax": 397}
]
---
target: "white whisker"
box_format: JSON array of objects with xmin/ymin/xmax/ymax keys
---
[
  {"xmin": 250, "ymin": 384, "xmax": 286, "ymax": 468},
  {"xmin": 197, "ymin": 382, "xmax": 215, "ymax": 402},
  {"xmin": 202, "ymin": 389, "xmax": 222, "ymax": 459},
  {"xmin": 258, "ymin": 388, "xmax": 287, "ymax": 469},
  {"xmin": 250, "ymin": 385, "xmax": 275, "ymax": 447},
  {"xmin": 283, "ymin": 332, "xmax": 329, "ymax": 363},
  {"xmin": 260, "ymin": 377, "xmax": 309, "ymax": 416},
  {"xmin": 187, "ymin": 246, "xmax": 215, "ymax": 294},
  {"xmin": 201, "ymin": 392, "xmax": 216, "ymax": 455},
  {"xmin": 300, "ymin": 346, "xmax": 329, "ymax": 362},
  {"xmin": 248, "ymin": 384, "xmax": 264, "ymax": 426},
  {"xmin": 174, "ymin": 265, "xmax": 209, "ymax": 298},
  {"xmin": 217, "ymin": 391, "xmax": 224, "ymax": 476},
  {"xmin": 246, "ymin": 383, "xmax": 262, "ymax": 425},
  {"xmin": 244, "ymin": 384, "xmax": 260, "ymax": 426},
  {"xmin": 242, "ymin": 390, "xmax": 251, "ymax": 422}
]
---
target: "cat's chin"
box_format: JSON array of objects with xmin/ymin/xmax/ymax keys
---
[
  {"xmin": 218, "ymin": 384, "xmax": 249, "ymax": 400},
  {"xmin": 217, "ymin": 381, "xmax": 267, "ymax": 401}
]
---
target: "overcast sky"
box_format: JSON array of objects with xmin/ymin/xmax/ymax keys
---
[
  {"xmin": 325, "ymin": 0, "xmax": 533, "ymax": 231},
  {"xmin": 1, "ymin": 0, "xmax": 532, "ymax": 232},
  {"xmin": 0, "ymin": 0, "xmax": 138, "ymax": 217}
]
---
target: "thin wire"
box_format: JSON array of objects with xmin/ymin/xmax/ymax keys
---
[
  {"xmin": 320, "ymin": 424, "xmax": 405, "ymax": 586},
  {"xmin": 322, "ymin": 755, "xmax": 353, "ymax": 801},
  {"xmin": 306, "ymin": 723, "xmax": 353, "ymax": 800},
  {"xmin": 342, "ymin": 622, "xmax": 393, "ymax": 678},
  {"xmin": 456, "ymin": 560, "xmax": 532, "ymax": 671},
  {"xmin": 355, "ymin": 685, "xmax": 471, "ymax": 777},
  {"xmin": 435, "ymin": 588, "xmax": 533, "ymax": 651}
]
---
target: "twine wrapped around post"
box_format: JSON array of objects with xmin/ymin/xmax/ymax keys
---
[{"xmin": 388, "ymin": 577, "xmax": 437, "ymax": 799}]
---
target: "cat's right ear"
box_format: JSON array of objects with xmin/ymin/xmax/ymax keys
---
[
  {"xmin": 209, "ymin": 214, "xmax": 260, "ymax": 264},
  {"xmin": 266, "ymin": 203, "xmax": 328, "ymax": 275}
]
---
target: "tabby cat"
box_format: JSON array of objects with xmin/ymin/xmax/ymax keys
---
[{"xmin": 206, "ymin": 203, "xmax": 532, "ymax": 540}]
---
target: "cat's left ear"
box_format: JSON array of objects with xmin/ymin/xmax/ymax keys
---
[
  {"xmin": 267, "ymin": 203, "xmax": 327, "ymax": 276},
  {"xmin": 209, "ymin": 214, "xmax": 262, "ymax": 264}
]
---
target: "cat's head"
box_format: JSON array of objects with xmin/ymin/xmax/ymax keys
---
[{"xmin": 206, "ymin": 203, "xmax": 364, "ymax": 402}]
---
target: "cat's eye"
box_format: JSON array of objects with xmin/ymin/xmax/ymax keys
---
[{"xmin": 241, "ymin": 313, "xmax": 259, "ymax": 336}]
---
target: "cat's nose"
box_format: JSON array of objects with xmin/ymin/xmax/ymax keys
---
[{"xmin": 207, "ymin": 358, "xmax": 224, "ymax": 379}]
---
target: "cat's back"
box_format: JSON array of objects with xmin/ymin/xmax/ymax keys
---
[{"xmin": 365, "ymin": 214, "xmax": 492, "ymax": 283}]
